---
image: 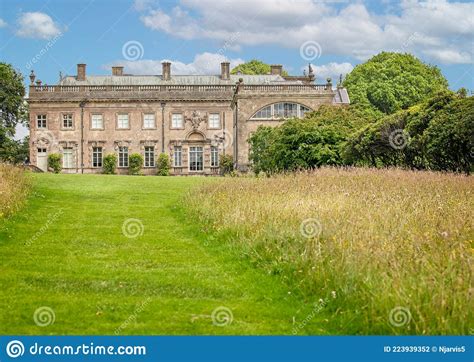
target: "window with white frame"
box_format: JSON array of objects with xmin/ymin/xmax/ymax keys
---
[
  {"xmin": 171, "ymin": 113, "xmax": 183, "ymax": 128},
  {"xmin": 143, "ymin": 114, "xmax": 155, "ymax": 129},
  {"xmin": 118, "ymin": 146, "xmax": 129, "ymax": 167},
  {"xmin": 189, "ymin": 146, "xmax": 203, "ymax": 171},
  {"xmin": 144, "ymin": 146, "xmax": 155, "ymax": 167},
  {"xmin": 117, "ymin": 114, "xmax": 129, "ymax": 129},
  {"xmin": 91, "ymin": 114, "xmax": 103, "ymax": 129},
  {"xmin": 208, "ymin": 113, "xmax": 221, "ymax": 129},
  {"xmin": 92, "ymin": 147, "xmax": 103, "ymax": 167},
  {"xmin": 62, "ymin": 148, "xmax": 74, "ymax": 168},
  {"xmin": 62, "ymin": 114, "xmax": 73, "ymax": 129},
  {"xmin": 211, "ymin": 146, "xmax": 219, "ymax": 167},
  {"xmin": 173, "ymin": 146, "xmax": 182, "ymax": 167},
  {"xmin": 250, "ymin": 103, "xmax": 311, "ymax": 120},
  {"xmin": 37, "ymin": 114, "xmax": 47, "ymax": 128}
]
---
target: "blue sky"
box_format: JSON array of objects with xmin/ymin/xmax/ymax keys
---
[{"xmin": 0, "ymin": 0, "xmax": 473, "ymax": 92}]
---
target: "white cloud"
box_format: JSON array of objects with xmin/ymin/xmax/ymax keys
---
[
  {"xmin": 16, "ymin": 12, "xmax": 62, "ymax": 40},
  {"xmin": 136, "ymin": 0, "xmax": 474, "ymax": 65},
  {"xmin": 423, "ymin": 49, "xmax": 472, "ymax": 65},
  {"xmin": 106, "ymin": 52, "xmax": 244, "ymax": 75},
  {"xmin": 311, "ymin": 62, "xmax": 354, "ymax": 82},
  {"xmin": 0, "ymin": 18, "xmax": 7, "ymax": 28}
]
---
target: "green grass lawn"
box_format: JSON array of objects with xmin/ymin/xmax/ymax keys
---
[{"xmin": 0, "ymin": 174, "xmax": 318, "ymax": 335}]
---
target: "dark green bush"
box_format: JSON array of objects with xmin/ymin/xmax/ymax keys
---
[
  {"xmin": 219, "ymin": 154, "xmax": 234, "ymax": 175},
  {"xmin": 128, "ymin": 153, "xmax": 143, "ymax": 175},
  {"xmin": 103, "ymin": 154, "xmax": 117, "ymax": 174},
  {"xmin": 157, "ymin": 153, "xmax": 170, "ymax": 176},
  {"xmin": 47, "ymin": 153, "xmax": 61, "ymax": 173},
  {"xmin": 248, "ymin": 106, "xmax": 368, "ymax": 175}
]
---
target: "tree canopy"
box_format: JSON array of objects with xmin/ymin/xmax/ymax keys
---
[
  {"xmin": 248, "ymin": 106, "xmax": 368, "ymax": 174},
  {"xmin": 344, "ymin": 52, "xmax": 448, "ymax": 117},
  {"xmin": 231, "ymin": 59, "xmax": 288, "ymax": 76},
  {"xmin": 0, "ymin": 63, "xmax": 29, "ymax": 164}
]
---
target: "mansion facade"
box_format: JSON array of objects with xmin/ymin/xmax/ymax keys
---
[{"xmin": 28, "ymin": 62, "xmax": 349, "ymax": 175}]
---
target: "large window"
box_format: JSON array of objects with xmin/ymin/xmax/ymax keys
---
[
  {"xmin": 144, "ymin": 146, "xmax": 155, "ymax": 167},
  {"xmin": 143, "ymin": 114, "xmax": 155, "ymax": 129},
  {"xmin": 211, "ymin": 146, "xmax": 219, "ymax": 167},
  {"xmin": 250, "ymin": 103, "xmax": 311, "ymax": 120},
  {"xmin": 92, "ymin": 147, "xmax": 103, "ymax": 168},
  {"xmin": 91, "ymin": 114, "xmax": 103, "ymax": 129},
  {"xmin": 62, "ymin": 148, "xmax": 74, "ymax": 168},
  {"xmin": 118, "ymin": 146, "xmax": 129, "ymax": 167},
  {"xmin": 62, "ymin": 114, "xmax": 73, "ymax": 129},
  {"xmin": 208, "ymin": 113, "xmax": 221, "ymax": 129},
  {"xmin": 171, "ymin": 113, "xmax": 183, "ymax": 128},
  {"xmin": 189, "ymin": 146, "xmax": 203, "ymax": 171},
  {"xmin": 37, "ymin": 114, "xmax": 47, "ymax": 128},
  {"xmin": 117, "ymin": 114, "xmax": 129, "ymax": 129},
  {"xmin": 173, "ymin": 146, "xmax": 182, "ymax": 167}
]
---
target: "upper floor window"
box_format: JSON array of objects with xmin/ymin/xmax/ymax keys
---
[
  {"xmin": 37, "ymin": 114, "xmax": 47, "ymax": 128},
  {"xmin": 171, "ymin": 113, "xmax": 183, "ymax": 129},
  {"xmin": 118, "ymin": 146, "xmax": 129, "ymax": 167},
  {"xmin": 91, "ymin": 114, "xmax": 103, "ymax": 129},
  {"xmin": 250, "ymin": 103, "xmax": 311, "ymax": 120},
  {"xmin": 144, "ymin": 146, "xmax": 155, "ymax": 167},
  {"xmin": 143, "ymin": 114, "xmax": 155, "ymax": 129},
  {"xmin": 208, "ymin": 113, "xmax": 221, "ymax": 129},
  {"xmin": 117, "ymin": 114, "xmax": 129, "ymax": 129},
  {"xmin": 62, "ymin": 114, "xmax": 73, "ymax": 129}
]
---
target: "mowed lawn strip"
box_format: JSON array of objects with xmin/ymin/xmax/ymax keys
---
[{"xmin": 0, "ymin": 174, "xmax": 317, "ymax": 335}]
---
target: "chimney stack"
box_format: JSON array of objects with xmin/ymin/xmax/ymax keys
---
[
  {"xmin": 162, "ymin": 62, "xmax": 171, "ymax": 81},
  {"xmin": 112, "ymin": 66, "xmax": 124, "ymax": 76},
  {"xmin": 270, "ymin": 64, "xmax": 283, "ymax": 76},
  {"xmin": 77, "ymin": 64, "xmax": 86, "ymax": 81},
  {"xmin": 220, "ymin": 61, "xmax": 230, "ymax": 80}
]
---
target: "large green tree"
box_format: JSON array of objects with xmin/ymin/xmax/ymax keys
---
[
  {"xmin": 231, "ymin": 59, "xmax": 288, "ymax": 76},
  {"xmin": 248, "ymin": 106, "xmax": 368, "ymax": 174},
  {"xmin": 344, "ymin": 91, "xmax": 473, "ymax": 173},
  {"xmin": 0, "ymin": 63, "xmax": 28, "ymax": 163},
  {"xmin": 344, "ymin": 52, "xmax": 448, "ymax": 117}
]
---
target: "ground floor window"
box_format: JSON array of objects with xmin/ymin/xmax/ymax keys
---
[
  {"xmin": 63, "ymin": 148, "xmax": 74, "ymax": 168},
  {"xmin": 189, "ymin": 146, "xmax": 203, "ymax": 171},
  {"xmin": 144, "ymin": 146, "xmax": 155, "ymax": 167},
  {"xmin": 173, "ymin": 146, "xmax": 182, "ymax": 167},
  {"xmin": 92, "ymin": 147, "xmax": 103, "ymax": 167},
  {"xmin": 211, "ymin": 146, "xmax": 219, "ymax": 167},
  {"xmin": 118, "ymin": 146, "xmax": 129, "ymax": 167}
]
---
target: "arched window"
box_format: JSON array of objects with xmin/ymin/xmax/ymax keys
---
[{"xmin": 250, "ymin": 102, "xmax": 311, "ymax": 120}]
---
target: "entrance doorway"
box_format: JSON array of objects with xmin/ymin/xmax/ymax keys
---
[
  {"xmin": 37, "ymin": 148, "xmax": 48, "ymax": 171},
  {"xmin": 189, "ymin": 146, "xmax": 203, "ymax": 172}
]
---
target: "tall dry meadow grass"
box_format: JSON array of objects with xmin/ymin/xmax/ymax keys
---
[
  {"xmin": 188, "ymin": 168, "xmax": 473, "ymax": 334},
  {"xmin": 0, "ymin": 163, "xmax": 31, "ymax": 219}
]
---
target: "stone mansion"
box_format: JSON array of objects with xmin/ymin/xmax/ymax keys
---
[{"xmin": 28, "ymin": 62, "xmax": 349, "ymax": 175}]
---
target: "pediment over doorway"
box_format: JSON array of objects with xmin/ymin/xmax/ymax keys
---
[{"xmin": 186, "ymin": 131, "xmax": 206, "ymax": 141}]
